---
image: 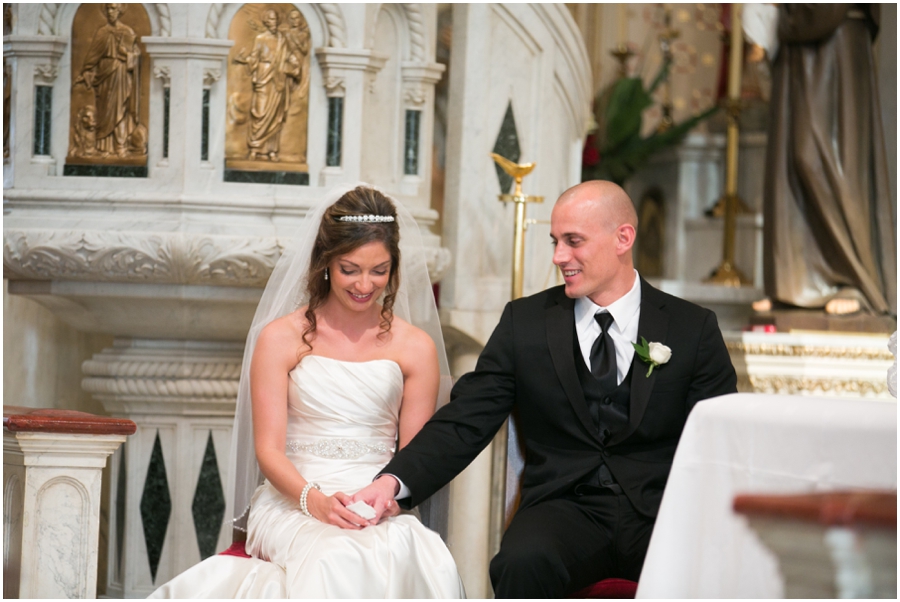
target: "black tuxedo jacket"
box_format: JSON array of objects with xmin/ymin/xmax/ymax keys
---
[{"xmin": 384, "ymin": 279, "xmax": 737, "ymax": 518}]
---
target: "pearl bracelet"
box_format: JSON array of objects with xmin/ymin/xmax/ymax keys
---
[{"xmin": 300, "ymin": 482, "xmax": 321, "ymax": 518}]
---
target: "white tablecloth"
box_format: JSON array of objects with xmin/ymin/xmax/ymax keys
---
[{"xmin": 636, "ymin": 393, "xmax": 897, "ymax": 598}]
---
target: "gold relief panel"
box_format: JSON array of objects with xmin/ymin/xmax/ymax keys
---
[
  {"xmin": 66, "ymin": 3, "xmax": 150, "ymax": 171},
  {"xmin": 226, "ymin": 4, "xmax": 310, "ymax": 175}
]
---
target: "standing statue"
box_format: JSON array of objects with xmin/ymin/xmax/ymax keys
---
[
  {"xmin": 234, "ymin": 9, "xmax": 299, "ymax": 162},
  {"xmin": 285, "ymin": 10, "xmax": 311, "ymax": 102},
  {"xmin": 74, "ymin": 3, "xmax": 145, "ymax": 157},
  {"xmin": 761, "ymin": 4, "xmax": 896, "ymax": 316}
]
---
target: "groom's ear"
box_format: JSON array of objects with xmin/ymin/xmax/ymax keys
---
[{"xmin": 615, "ymin": 223, "xmax": 636, "ymax": 256}]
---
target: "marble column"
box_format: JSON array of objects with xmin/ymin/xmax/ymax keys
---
[
  {"xmin": 82, "ymin": 338, "xmax": 242, "ymax": 598},
  {"xmin": 3, "ymin": 407, "xmax": 134, "ymax": 599},
  {"xmin": 141, "ymin": 37, "xmax": 233, "ymax": 189},
  {"xmin": 2, "ymin": 35, "xmax": 67, "ymax": 186},
  {"xmin": 314, "ymin": 47, "xmax": 387, "ymax": 187},
  {"xmin": 398, "ymin": 62, "xmax": 445, "ymax": 198}
]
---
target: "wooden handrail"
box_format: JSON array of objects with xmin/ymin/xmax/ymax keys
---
[{"xmin": 3, "ymin": 405, "xmax": 136, "ymax": 436}]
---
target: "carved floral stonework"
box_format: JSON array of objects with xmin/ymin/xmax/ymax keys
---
[
  {"xmin": 225, "ymin": 4, "xmax": 310, "ymax": 173},
  {"xmin": 33, "ymin": 63, "xmax": 59, "ymax": 83},
  {"xmin": 152, "ymin": 65, "xmax": 171, "ymax": 85},
  {"xmin": 324, "ymin": 76, "xmax": 345, "ymax": 97},
  {"xmin": 3, "ymin": 230, "xmax": 283, "ymax": 287},
  {"xmin": 404, "ymin": 85, "xmax": 427, "ymax": 106},
  {"xmin": 4, "ymin": 228, "xmax": 452, "ymax": 286},
  {"xmin": 66, "ymin": 3, "xmax": 151, "ymax": 166},
  {"xmin": 203, "ymin": 68, "xmax": 222, "ymax": 87}
]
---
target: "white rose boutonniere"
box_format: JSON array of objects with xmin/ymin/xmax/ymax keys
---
[{"xmin": 632, "ymin": 337, "xmax": 672, "ymax": 377}]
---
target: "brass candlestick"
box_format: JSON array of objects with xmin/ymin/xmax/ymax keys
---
[
  {"xmin": 707, "ymin": 4, "xmax": 750, "ymax": 287},
  {"xmin": 656, "ymin": 8, "xmax": 679, "ymax": 133},
  {"xmin": 491, "ymin": 153, "xmax": 544, "ymax": 300},
  {"xmin": 488, "ymin": 152, "xmax": 544, "ymax": 558},
  {"xmin": 611, "ymin": 44, "xmax": 634, "ymax": 79}
]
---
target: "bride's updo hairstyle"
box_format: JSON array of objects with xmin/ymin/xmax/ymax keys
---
[{"xmin": 301, "ymin": 186, "xmax": 400, "ymax": 351}]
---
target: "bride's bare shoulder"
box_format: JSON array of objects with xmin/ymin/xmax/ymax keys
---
[
  {"xmin": 390, "ymin": 316, "xmax": 437, "ymax": 363},
  {"xmin": 257, "ymin": 308, "xmax": 310, "ymax": 350}
]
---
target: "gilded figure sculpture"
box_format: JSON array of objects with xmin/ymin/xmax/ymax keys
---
[
  {"xmin": 72, "ymin": 105, "xmax": 99, "ymax": 158},
  {"xmin": 226, "ymin": 4, "xmax": 310, "ymax": 175},
  {"xmin": 67, "ymin": 3, "xmax": 150, "ymax": 171},
  {"xmin": 74, "ymin": 4, "xmax": 145, "ymax": 157},
  {"xmin": 234, "ymin": 9, "xmax": 296, "ymax": 161}
]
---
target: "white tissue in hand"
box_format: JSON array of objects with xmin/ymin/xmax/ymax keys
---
[{"xmin": 347, "ymin": 501, "xmax": 377, "ymax": 520}]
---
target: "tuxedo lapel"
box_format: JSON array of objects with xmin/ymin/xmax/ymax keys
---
[
  {"xmin": 545, "ymin": 290, "xmax": 600, "ymax": 442},
  {"xmin": 611, "ymin": 278, "xmax": 669, "ymax": 446}
]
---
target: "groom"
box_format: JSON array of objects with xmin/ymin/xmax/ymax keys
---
[{"xmin": 355, "ymin": 180, "xmax": 737, "ymax": 597}]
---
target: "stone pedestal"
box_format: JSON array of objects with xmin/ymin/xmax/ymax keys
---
[
  {"xmin": 3, "ymin": 407, "xmax": 134, "ymax": 599},
  {"xmin": 82, "ymin": 338, "xmax": 242, "ymax": 598},
  {"xmin": 735, "ymin": 491, "xmax": 897, "ymax": 598},
  {"xmin": 726, "ymin": 331, "xmax": 895, "ymax": 398}
]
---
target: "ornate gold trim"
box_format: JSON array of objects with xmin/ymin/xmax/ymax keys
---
[
  {"xmin": 738, "ymin": 375, "xmax": 889, "ymax": 396},
  {"xmin": 727, "ymin": 342, "xmax": 892, "ymax": 361}
]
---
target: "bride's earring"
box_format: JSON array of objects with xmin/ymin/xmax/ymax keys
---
[{"xmin": 324, "ymin": 268, "xmax": 329, "ymax": 281}]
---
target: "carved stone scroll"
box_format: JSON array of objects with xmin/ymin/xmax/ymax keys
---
[
  {"xmin": 225, "ymin": 4, "xmax": 310, "ymax": 182},
  {"xmin": 65, "ymin": 3, "xmax": 151, "ymax": 176}
]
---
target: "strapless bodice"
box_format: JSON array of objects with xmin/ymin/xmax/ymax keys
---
[{"xmin": 281, "ymin": 355, "xmax": 404, "ymax": 494}]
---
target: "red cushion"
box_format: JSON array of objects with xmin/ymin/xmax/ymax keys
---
[
  {"xmin": 570, "ymin": 578, "xmax": 638, "ymax": 599},
  {"xmin": 218, "ymin": 541, "xmax": 251, "ymax": 558}
]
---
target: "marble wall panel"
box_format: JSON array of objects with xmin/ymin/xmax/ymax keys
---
[{"xmin": 3, "ymin": 279, "xmax": 112, "ymax": 414}]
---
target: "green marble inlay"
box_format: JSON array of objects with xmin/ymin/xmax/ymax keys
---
[
  {"xmin": 326, "ymin": 97, "xmax": 343, "ymax": 167},
  {"xmin": 404, "ymin": 110, "xmax": 421, "ymax": 175},
  {"xmin": 33, "ymin": 86, "xmax": 52, "ymax": 156},
  {"xmin": 63, "ymin": 164, "xmax": 148, "ymax": 177},
  {"xmin": 224, "ymin": 169, "xmax": 309, "ymax": 185},
  {"xmin": 492, "ymin": 101, "xmax": 521, "ymax": 194},
  {"xmin": 201, "ymin": 89, "xmax": 210, "ymax": 161},
  {"xmin": 140, "ymin": 432, "xmax": 171, "ymax": 583},
  {"xmin": 192, "ymin": 432, "xmax": 226, "ymax": 560},
  {"xmin": 163, "ymin": 87, "xmax": 170, "ymax": 159}
]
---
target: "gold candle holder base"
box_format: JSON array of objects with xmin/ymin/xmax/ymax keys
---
[
  {"xmin": 611, "ymin": 44, "xmax": 634, "ymax": 78},
  {"xmin": 708, "ymin": 193, "xmax": 752, "ymax": 217},
  {"xmin": 706, "ymin": 260, "xmax": 750, "ymax": 287}
]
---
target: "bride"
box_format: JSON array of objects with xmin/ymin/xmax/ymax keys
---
[{"xmin": 150, "ymin": 185, "xmax": 464, "ymax": 598}]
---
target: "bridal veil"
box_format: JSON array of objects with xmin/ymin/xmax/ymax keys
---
[{"xmin": 229, "ymin": 184, "xmax": 452, "ymax": 538}]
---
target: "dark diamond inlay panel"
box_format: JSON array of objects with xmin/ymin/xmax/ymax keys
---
[
  {"xmin": 492, "ymin": 101, "xmax": 520, "ymax": 194},
  {"xmin": 192, "ymin": 431, "xmax": 226, "ymax": 560},
  {"xmin": 140, "ymin": 432, "xmax": 171, "ymax": 583},
  {"xmin": 116, "ymin": 443, "xmax": 127, "ymax": 579}
]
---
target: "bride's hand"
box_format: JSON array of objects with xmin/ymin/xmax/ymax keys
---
[
  {"xmin": 306, "ymin": 489, "xmax": 366, "ymax": 529},
  {"xmin": 351, "ymin": 475, "xmax": 400, "ymax": 525}
]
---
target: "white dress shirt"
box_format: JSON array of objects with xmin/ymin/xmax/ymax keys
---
[
  {"xmin": 391, "ymin": 271, "xmax": 643, "ymax": 499},
  {"xmin": 574, "ymin": 270, "xmax": 642, "ymax": 385}
]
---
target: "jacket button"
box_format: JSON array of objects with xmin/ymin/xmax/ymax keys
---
[{"xmin": 602, "ymin": 449, "xmax": 610, "ymax": 457}]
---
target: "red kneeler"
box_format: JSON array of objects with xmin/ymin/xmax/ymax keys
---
[
  {"xmin": 220, "ymin": 541, "xmax": 251, "ymax": 558},
  {"xmin": 570, "ymin": 578, "xmax": 638, "ymax": 599}
]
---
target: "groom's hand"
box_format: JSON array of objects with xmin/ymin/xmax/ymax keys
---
[{"xmin": 353, "ymin": 475, "xmax": 401, "ymax": 524}]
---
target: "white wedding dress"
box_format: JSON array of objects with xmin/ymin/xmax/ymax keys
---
[{"xmin": 149, "ymin": 356, "xmax": 464, "ymax": 599}]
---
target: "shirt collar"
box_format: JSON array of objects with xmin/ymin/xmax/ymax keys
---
[{"xmin": 574, "ymin": 270, "xmax": 642, "ymax": 332}]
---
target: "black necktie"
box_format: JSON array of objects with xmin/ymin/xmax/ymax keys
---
[{"xmin": 590, "ymin": 312, "xmax": 617, "ymax": 390}]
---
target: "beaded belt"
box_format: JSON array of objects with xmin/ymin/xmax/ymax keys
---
[{"xmin": 287, "ymin": 438, "xmax": 391, "ymax": 460}]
